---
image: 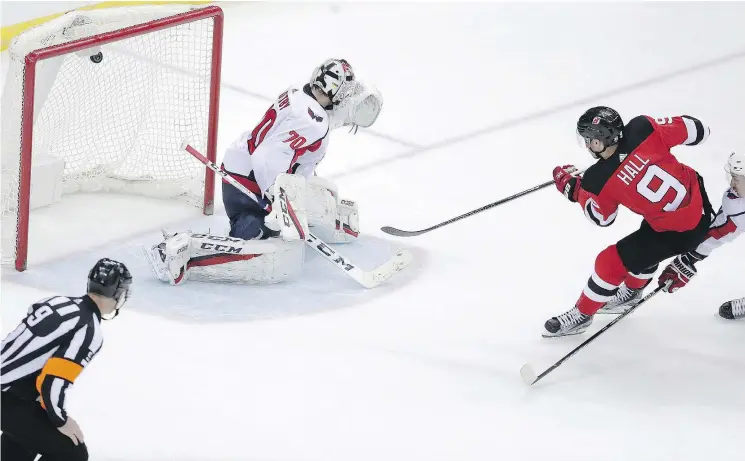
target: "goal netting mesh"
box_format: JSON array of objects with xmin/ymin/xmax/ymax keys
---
[{"xmin": 1, "ymin": 5, "xmax": 221, "ymax": 268}]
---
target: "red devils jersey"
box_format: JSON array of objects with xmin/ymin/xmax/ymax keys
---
[{"xmin": 577, "ymin": 115, "xmax": 711, "ymax": 232}]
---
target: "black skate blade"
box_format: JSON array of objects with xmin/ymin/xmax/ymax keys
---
[
  {"xmin": 541, "ymin": 329, "xmax": 586, "ymax": 338},
  {"xmin": 520, "ymin": 364, "xmax": 537, "ymax": 386}
]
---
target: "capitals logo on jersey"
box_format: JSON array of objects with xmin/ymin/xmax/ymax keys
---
[{"xmin": 308, "ymin": 108, "xmax": 323, "ymax": 122}]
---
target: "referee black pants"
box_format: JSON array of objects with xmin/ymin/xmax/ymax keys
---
[{"xmin": 1, "ymin": 392, "xmax": 88, "ymax": 461}]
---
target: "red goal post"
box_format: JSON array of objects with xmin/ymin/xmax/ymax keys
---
[{"xmin": 1, "ymin": 5, "xmax": 224, "ymax": 271}]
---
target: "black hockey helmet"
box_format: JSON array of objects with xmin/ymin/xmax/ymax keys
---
[
  {"xmin": 576, "ymin": 106, "xmax": 624, "ymax": 158},
  {"xmin": 87, "ymin": 258, "xmax": 132, "ymax": 318}
]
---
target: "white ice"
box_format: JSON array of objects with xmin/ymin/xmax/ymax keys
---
[{"xmin": 2, "ymin": 2, "xmax": 745, "ymax": 460}]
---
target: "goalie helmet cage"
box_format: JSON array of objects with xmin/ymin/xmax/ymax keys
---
[{"xmin": 1, "ymin": 5, "xmax": 224, "ymax": 271}]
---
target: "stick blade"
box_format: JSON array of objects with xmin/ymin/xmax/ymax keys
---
[
  {"xmin": 380, "ymin": 226, "xmax": 426, "ymax": 237},
  {"xmin": 361, "ymin": 249, "xmax": 413, "ymax": 288},
  {"xmin": 520, "ymin": 364, "xmax": 538, "ymax": 386}
]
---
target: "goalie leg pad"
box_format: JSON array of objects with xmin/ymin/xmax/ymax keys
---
[
  {"xmin": 145, "ymin": 232, "xmax": 305, "ymax": 285},
  {"xmin": 306, "ymin": 176, "xmax": 360, "ymax": 244},
  {"xmin": 264, "ymin": 174, "xmax": 310, "ymax": 242},
  {"xmin": 306, "ymin": 176, "xmax": 339, "ymax": 230},
  {"xmin": 187, "ymin": 233, "xmax": 305, "ymax": 284}
]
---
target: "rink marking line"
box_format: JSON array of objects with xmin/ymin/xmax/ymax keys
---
[{"xmin": 326, "ymin": 48, "xmax": 745, "ymax": 180}]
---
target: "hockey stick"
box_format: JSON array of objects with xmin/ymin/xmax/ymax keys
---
[
  {"xmin": 381, "ymin": 169, "xmax": 587, "ymax": 237},
  {"xmin": 182, "ymin": 143, "xmax": 413, "ymax": 289},
  {"xmin": 520, "ymin": 283, "xmax": 668, "ymax": 386}
]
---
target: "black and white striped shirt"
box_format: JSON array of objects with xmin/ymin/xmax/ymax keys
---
[{"xmin": 2, "ymin": 295, "xmax": 103, "ymax": 427}]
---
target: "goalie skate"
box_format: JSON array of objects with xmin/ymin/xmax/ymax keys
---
[
  {"xmin": 143, "ymin": 242, "xmax": 170, "ymax": 282},
  {"xmin": 142, "ymin": 231, "xmax": 190, "ymax": 285}
]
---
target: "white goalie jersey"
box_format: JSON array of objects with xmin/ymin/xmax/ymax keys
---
[
  {"xmin": 221, "ymin": 85, "xmax": 330, "ymax": 202},
  {"xmin": 695, "ymin": 188, "xmax": 745, "ymax": 257}
]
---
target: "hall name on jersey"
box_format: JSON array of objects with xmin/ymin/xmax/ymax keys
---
[{"xmin": 617, "ymin": 153, "xmax": 650, "ymax": 186}]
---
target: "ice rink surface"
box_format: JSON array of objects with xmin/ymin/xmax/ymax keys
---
[{"xmin": 2, "ymin": 3, "xmax": 745, "ymax": 460}]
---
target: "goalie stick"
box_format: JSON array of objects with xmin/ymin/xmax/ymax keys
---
[
  {"xmin": 520, "ymin": 282, "xmax": 668, "ymax": 386},
  {"xmin": 182, "ymin": 143, "xmax": 412, "ymax": 289},
  {"xmin": 381, "ymin": 169, "xmax": 587, "ymax": 237}
]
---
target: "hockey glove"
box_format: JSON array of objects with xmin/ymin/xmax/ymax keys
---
[
  {"xmin": 553, "ymin": 164, "xmax": 581, "ymax": 202},
  {"xmin": 658, "ymin": 252, "xmax": 705, "ymax": 293}
]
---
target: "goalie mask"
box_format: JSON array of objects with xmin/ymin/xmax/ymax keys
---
[
  {"xmin": 310, "ymin": 58, "xmax": 383, "ymax": 132},
  {"xmin": 310, "ymin": 58, "xmax": 355, "ymax": 108},
  {"xmin": 725, "ymin": 151, "xmax": 745, "ymax": 197}
]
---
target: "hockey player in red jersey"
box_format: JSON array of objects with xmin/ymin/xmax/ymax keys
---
[
  {"xmin": 657, "ymin": 151, "xmax": 745, "ymax": 319},
  {"xmin": 544, "ymin": 106, "xmax": 714, "ymax": 337}
]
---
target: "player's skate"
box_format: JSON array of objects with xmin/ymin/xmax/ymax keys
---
[
  {"xmin": 543, "ymin": 306, "xmax": 593, "ymax": 338},
  {"xmin": 143, "ymin": 231, "xmax": 191, "ymax": 285},
  {"xmin": 596, "ymin": 283, "xmax": 645, "ymax": 314},
  {"xmin": 719, "ymin": 297, "xmax": 745, "ymax": 320}
]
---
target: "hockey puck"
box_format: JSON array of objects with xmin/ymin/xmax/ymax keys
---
[{"xmin": 90, "ymin": 52, "xmax": 103, "ymax": 64}]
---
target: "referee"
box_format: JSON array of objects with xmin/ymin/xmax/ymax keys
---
[{"xmin": 2, "ymin": 258, "xmax": 132, "ymax": 461}]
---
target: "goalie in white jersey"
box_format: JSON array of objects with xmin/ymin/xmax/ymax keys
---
[
  {"xmin": 145, "ymin": 58, "xmax": 384, "ymax": 285},
  {"xmin": 658, "ymin": 151, "xmax": 745, "ymax": 318}
]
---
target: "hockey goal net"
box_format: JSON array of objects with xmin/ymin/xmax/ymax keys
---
[{"xmin": 1, "ymin": 5, "xmax": 223, "ymax": 271}]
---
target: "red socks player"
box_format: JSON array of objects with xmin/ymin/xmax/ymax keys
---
[{"xmin": 544, "ymin": 106, "xmax": 712, "ymax": 337}]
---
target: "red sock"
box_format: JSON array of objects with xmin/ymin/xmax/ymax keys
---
[
  {"xmin": 576, "ymin": 245, "xmax": 629, "ymax": 316},
  {"xmin": 624, "ymin": 264, "xmax": 658, "ymax": 289}
]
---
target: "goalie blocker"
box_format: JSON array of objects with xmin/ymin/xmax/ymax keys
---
[{"xmin": 144, "ymin": 173, "xmax": 360, "ymax": 285}]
